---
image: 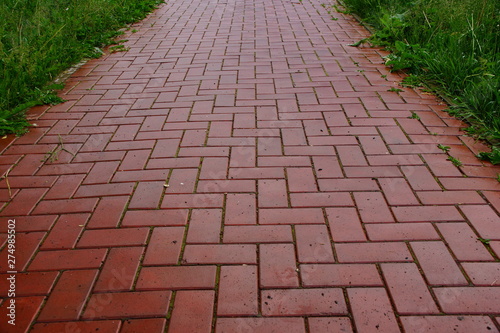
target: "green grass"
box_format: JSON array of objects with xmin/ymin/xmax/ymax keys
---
[
  {"xmin": 0, "ymin": 0, "xmax": 162, "ymax": 136},
  {"xmin": 477, "ymin": 146, "xmax": 500, "ymax": 164},
  {"xmin": 341, "ymin": 0, "xmax": 500, "ymax": 146}
]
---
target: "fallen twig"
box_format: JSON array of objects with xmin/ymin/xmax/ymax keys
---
[
  {"xmin": 42, "ymin": 134, "xmax": 75, "ymax": 163},
  {"xmin": 0, "ymin": 165, "xmax": 14, "ymax": 198}
]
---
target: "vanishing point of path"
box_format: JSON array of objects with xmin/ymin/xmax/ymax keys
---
[{"xmin": 1, "ymin": 0, "xmax": 500, "ymax": 332}]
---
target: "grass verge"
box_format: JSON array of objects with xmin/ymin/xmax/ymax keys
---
[
  {"xmin": 335, "ymin": 0, "xmax": 500, "ymax": 151},
  {"xmin": 0, "ymin": 0, "xmax": 163, "ymax": 136}
]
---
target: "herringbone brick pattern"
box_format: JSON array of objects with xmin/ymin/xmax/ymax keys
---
[{"xmin": 0, "ymin": 0, "xmax": 499, "ymax": 331}]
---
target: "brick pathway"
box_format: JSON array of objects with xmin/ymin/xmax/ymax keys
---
[{"xmin": 1, "ymin": 0, "xmax": 500, "ymax": 331}]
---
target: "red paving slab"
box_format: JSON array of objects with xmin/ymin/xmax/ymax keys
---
[{"xmin": 0, "ymin": 0, "xmax": 500, "ymax": 331}]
